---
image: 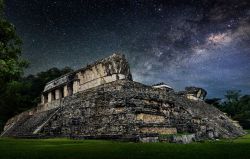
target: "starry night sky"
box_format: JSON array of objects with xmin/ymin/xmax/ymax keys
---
[{"xmin": 4, "ymin": 0, "xmax": 250, "ymax": 98}]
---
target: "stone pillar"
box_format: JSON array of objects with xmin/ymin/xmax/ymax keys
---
[
  {"xmin": 41, "ymin": 94, "xmax": 45, "ymax": 104},
  {"xmin": 73, "ymin": 80, "xmax": 79, "ymax": 94},
  {"xmin": 55, "ymin": 89, "xmax": 62, "ymax": 100},
  {"xmin": 48, "ymin": 92, "xmax": 52, "ymax": 103},
  {"xmin": 63, "ymin": 85, "xmax": 68, "ymax": 97}
]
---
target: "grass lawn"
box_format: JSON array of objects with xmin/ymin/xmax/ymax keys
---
[{"xmin": 0, "ymin": 132, "xmax": 250, "ymax": 159}]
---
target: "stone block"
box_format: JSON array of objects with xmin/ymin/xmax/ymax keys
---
[
  {"xmin": 55, "ymin": 89, "xmax": 62, "ymax": 100},
  {"xmin": 63, "ymin": 85, "xmax": 68, "ymax": 97},
  {"xmin": 136, "ymin": 113, "xmax": 165, "ymax": 123},
  {"xmin": 139, "ymin": 127, "xmax": 177, "ymax": 134}
]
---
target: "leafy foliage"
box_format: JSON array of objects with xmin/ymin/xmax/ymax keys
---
[
  {"xmin": 0, "ymin": 1, "xmax": 28, "ymax": 85},
  {"xmin": 0, "ymin": 0, "xmax": 28, "ymax": 130}
]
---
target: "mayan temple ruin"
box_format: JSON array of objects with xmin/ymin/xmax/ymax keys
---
[{"xmin": 1, "ymin": 54, "xmax": 246, "ymax": 143}]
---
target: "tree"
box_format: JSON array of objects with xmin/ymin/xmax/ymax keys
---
[
  {"xmin": 0, "ymin": 0, "xmax": 28, "ymax": 131},
  {"xmin": 0, "ymin": 0, "xmax": 28, "ymax": 86},
  {"xmin": 233, "ymin": 95, "xmax": 250, "ymax": 129},
  {"xmin": 209, "ymin": 90, "xmax": 250, "ymax": 129},
  {"xmin": 221, "ymin": 90, "xmax": 241, "ymax": 116},
  {"xmin": 224, "ymin": 90, "xmax": 241, "ymax": 103}
]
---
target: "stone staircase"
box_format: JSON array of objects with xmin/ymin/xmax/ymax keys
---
[
  {"xmin": 1, "ymin": 108, "xmax": 58, "ymax": 138},
  {"xmin": 1, "ymin": 114, "xmax": 31, "ymax": 137}
]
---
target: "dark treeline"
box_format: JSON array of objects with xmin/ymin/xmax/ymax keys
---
[{"xmin": 206, "ymin": 90, "xmax": 250, "ymax": 129}]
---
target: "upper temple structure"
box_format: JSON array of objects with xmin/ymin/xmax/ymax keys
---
[
  {"xmin": 41, "ymin": 54, "xmax": 132, "ymax": 108},
  {"xmin": 1, "ymin": 53, "xmax": 246, "ymax": 143}
]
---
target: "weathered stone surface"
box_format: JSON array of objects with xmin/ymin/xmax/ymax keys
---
[
  {"xmin": 170, "ymin": 134, "xmax": 196, "ymax": 144},
  {"xmin": 1, "ymin": 80, "xmax": 245, "ymax": 142},
  {"xmin": 139, "ymin": 127, "xmax": 177, "ymax": 134}
]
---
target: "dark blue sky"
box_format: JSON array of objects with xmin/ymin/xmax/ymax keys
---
[{"xmin": 4, "ymin": 0, "xmax": 250, "ymax": 98}]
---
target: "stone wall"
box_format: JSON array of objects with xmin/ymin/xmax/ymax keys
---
[
  {"xmin": 77, "ymin": 74, "xmax": 126, "ymax": 92},
  {"xmin": 75, "ymin": 54, "xmax": 132, "ymax": 92}
]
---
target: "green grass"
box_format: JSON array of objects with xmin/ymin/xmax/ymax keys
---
[{"xmin": 0, "ymin": 132, "xmax": 250, "ymax": 159}]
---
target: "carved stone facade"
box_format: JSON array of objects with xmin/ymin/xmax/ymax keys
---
[
  {"xmin": 1, "ymin": 54, "xmax": 246, "ymax": 142},
  {"xmin": 41, "ymin": 53, "xmax": 132, "ymax": 111}
]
